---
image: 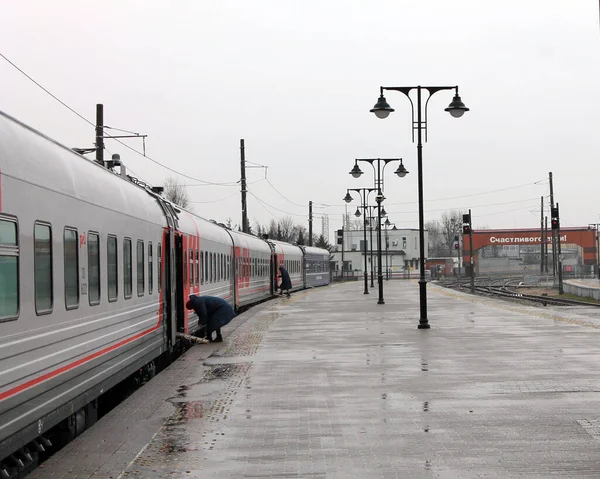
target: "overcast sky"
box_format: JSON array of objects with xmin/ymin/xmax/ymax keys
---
[{"xmin": 2, "ymin": 1, "xmax": 599, "ymax": 239}]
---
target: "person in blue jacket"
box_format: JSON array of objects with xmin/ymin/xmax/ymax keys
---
[
  {"xmin": 186, "ymin": 295, "xmax": 236, "ymax": 342},
  {"xmin": 278, "ymin": 266, "xmax": 292, "ymax": 298}
]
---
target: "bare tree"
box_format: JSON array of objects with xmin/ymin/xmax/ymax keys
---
[
  {"xmin": 425, "ymin": 220, "xmax": 446, "ymax": 257},
  {"xmin": 440, "ymin": 210, "xmax": 464, "ymax": 254},
  {"xmin": 279, "ymin": 216, "xmax": 296, "ymax": 242},
  {"xmin": 163, "ymin": 177, "xmax": 189, "ymax": 209}
]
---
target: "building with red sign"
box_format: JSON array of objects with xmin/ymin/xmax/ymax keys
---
[{"xmin": 462, "ymin": 228, "xmax": 597, "ymax": 275}]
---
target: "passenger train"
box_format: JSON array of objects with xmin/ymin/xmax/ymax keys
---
[{"xmin": 0, "ymin": 110, "xmax": 330, "ymax": 476}]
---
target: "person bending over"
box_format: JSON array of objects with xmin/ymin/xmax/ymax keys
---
[
  {"xmin": 278, "ymin": 266, "xmax": 292, "ymax": 298},
  {"xmin": 186, "ymin": 295, "xmax": 236, "ymax": 342}
]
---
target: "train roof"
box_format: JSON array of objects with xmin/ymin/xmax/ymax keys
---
[
  {"xmin": 0, "ymin": 110, "xmax": 165, "ymax": 225},
  {"xmin": 228, "ymin": 228, "xmax": 272, "ymax": 253},
  {"xmin": 268, "ymin": 239, "xmax": 303, "ymax": 256},
  {"xmin": 176, "ymin": 208, "xmax": 234, "ymax": 244},
  {"xmin": 302, "ymin": 246, "xmax": 331, "ymax": 256}
]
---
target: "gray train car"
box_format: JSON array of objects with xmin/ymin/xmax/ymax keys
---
[{"xmin": 301, "ymin": 246, "xmax": 331, "ymax": 287}]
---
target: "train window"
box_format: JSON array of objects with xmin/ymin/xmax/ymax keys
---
[
  {"xmin": 137, "ymin": 240, "xmax": 144, "ymax": 296},
  {"xmin": 215, "ymin": 254, "xmax": 218, "ymax": 282},
  {"xmin": 88, "ymin": 232, "xmax": 100, "ymax": 306},
  {"xmin": 215, "ymin": 253, "xmax": 221, "ymax": 283},
  {"xmin": 158, "ymin": 243, "xmax": 162, "ymax": 293},
  {"xmin": 64, "ymin": 228, "xmax": 79, "ymax": 310},
  {"xmin": 200, "ymin": 250, "xmax": 204, "ymax": 285},
  {"xmin": 107, "ymin": 234, "xmax": 118, "ymax": 302},
  {"xmin": 195, "ymin": 250, "xmax": 199, "ymax": 286},
  {"xmin": 0, "ymin": 217, "xmax": 19, "ymax": 320},
  {"xmin": 148, "ymin": 242, "xmax": 153, "ymax": 295},
  {"xmin": 209, "ymin": 252, "xmax": 213, "ymax": 283},
  {"xmin": 189, "ymin": 248, "xmax": 193, "ymax": 286},
  {"xmin": 34, "ymin": 222, "xmax": 53, "ymax": 314},
  {"xmin": 204, "ymin": 251, "xmax": 208, "ymax": 283},
  {"xmin": 184, "ymin": 250, "xmax": 187, "ymax": 286},
  {"xmin": 221, "ymin": 254, "xmax": 224, "ymax": 281},
  {"xmin": 124, "ymin": 238, "xmax": 132, "ymax": 299}
]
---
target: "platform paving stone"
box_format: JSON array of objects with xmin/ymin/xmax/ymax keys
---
[{"xmin": 31, "ymin": 280, "xmax": 600, "ymax": 478}]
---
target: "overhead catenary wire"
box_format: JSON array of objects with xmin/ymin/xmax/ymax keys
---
[
  {"xmin": 248, "ymin": 191, "xmax": 306, "ymax": 217},
  {"xmin": 386, "ymin": 197, "xmax": 541, "ymax": 216},
  {"xmin": 0, "ymin": 52, "xmax": 95, "ymax": 128},
  {"xmin": 0, "ymin": 52, "xmax": 240, "ymax": 187},
  {"xmin": 265, "ymin": 178, "xmax": 306, "ymax": 208}
]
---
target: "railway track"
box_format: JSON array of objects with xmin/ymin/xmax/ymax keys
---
[{"xmin": 441, "ymin": 278, "xmax": 600, "ymax": 308}]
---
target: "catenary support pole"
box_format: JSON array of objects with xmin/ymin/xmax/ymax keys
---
[
  {"xmin": 95, "ymin": 104, "xmax": 104, "ymax": 166},
  {"xmin": 240, "ymin": 139, "xmax": 248, "ymax": 233}
]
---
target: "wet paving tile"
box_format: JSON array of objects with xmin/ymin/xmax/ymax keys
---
[{"xmin": 34, "ymin": 282, "xmax": 600, "ymax": 478}]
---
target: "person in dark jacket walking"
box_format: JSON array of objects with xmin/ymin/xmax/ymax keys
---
[
  {"xmin": 185, "ymin": 295, "xmax": 236, "ymax": 342},
  {"xmin": 278, "ymin": 266, "xmax": 292, "ymax": 298}
]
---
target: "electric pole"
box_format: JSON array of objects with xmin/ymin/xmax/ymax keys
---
[
  {"xmin": 549, "ymin": 171, "xmax": 557, "ymax": 277},
  {"xmin": 240, "ymin": 139, "xmax": 248, "ymax": 233},
  {"xmin": 553, "ymin": 203, "xmax": 563, "ymax": 294},
  {"xmin": 308, "ymin": 201, "xmax": 313, "ymax": 246},
  {"xmin": 545, "ymin": 216, "xmax": 549, "ymax": 273},
  {"xmin": 540, "ymin": 196, "xmax": 544, "ymax": 273},
  {"xmin": 95, "ymin": 104, "xmax": 104, "ymax": 166}
]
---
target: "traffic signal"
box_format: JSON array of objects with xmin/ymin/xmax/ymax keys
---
[
  {"xmin": 463, "ymin": 224, "xmax": 471, "ymax": 235},
  {"xmin": 336, "ymin": 229, "xmax": 343, "ymax": 245},
  {"xmin": 462, "ymin": 213, "xmax": 471, "ymax": 224},
  {"xmin": 551, "ymin": 205, "xmax": 560, "ymax": 230},
  {"xmin": 454, "ymin": 242, "xmax": 459, "ymax": 250}
]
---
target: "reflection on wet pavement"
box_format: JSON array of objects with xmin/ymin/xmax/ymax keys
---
[{"xmin": 121, "ymin": 282, "xmax": 600, "ymax": 478}]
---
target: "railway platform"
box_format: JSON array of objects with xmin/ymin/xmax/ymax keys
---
[
  {"xmin": 564, "ymin": 278, "xmax": 600, "ymax": 300},
  {"xmin": 30, "ymin": 280, "xmax": 600, "ymax": 478}
]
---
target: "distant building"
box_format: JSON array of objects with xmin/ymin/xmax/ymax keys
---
[{"xmin": 331, "ymin": 228, "xmax": 428, "ymax": 278}]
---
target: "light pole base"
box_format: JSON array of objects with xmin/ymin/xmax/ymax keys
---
[
  {"xmin": 377, "ymin": 299, "xmax": 385, "ymax": 305},
  {"xmin": 418, "ymin": 279, "xmax": 428, "ymax": 329}
]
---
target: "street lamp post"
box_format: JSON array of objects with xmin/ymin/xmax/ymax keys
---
[
  {"xmin": 366, "ymin": 207, "xmax": 378, "ymax": 288},
  {"xmin": 350, "ymin": 158, "xmax": 407, "ymax": 305},
  {"xmin": 370, "ymin": 85, "xmax": 469, "ymax": 328},
  {"xmin": 383, "ymin": 220, "xmax": 396, "ymax": 280},
  {"xmin": 589, "ymin": 223, "xmax": 600, "ymax": 280},
  {"xmin": 344, "ymin": 188, "xmax": 376, "ymax": 295}
]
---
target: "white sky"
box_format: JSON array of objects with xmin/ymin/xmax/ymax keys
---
[{"xmin": 1, "ymin": 1, "xmax": 599, "ymax": 239}]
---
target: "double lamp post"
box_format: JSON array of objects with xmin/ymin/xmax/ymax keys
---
[
  {"xmin": 345, "ymin": 158, "xmax": 408, "ymax": 305},
  {"xmin": 370, "ymin": 85, "xmax": 469, "ymax": 329}
]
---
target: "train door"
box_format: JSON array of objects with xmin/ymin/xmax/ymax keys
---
[
  {"xmin": 164, "ymin": 230, "xmax": 174, "ymax": 347},
  {"xmin": 175, "ymin": 234, "xmax": 185, "ymax": 333},
  {"xmin": 271, "ymin": 252, "xmax": 278, "ymax": 295}
]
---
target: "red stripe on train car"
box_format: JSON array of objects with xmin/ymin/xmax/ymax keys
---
[{"xmin": 0, "ymin": 323, "xmax": 161, "ymax": 402}]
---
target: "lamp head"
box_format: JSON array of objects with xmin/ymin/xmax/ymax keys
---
[
  {"xmin": 354, "ymin": 207, "xmax": 361, "ymax": 217},
  {"xmin": 349, "ymin": 163, "xmax": 363, "ymax": 178},
  {"xmin": 370, "ymin": 94, "xmax": 394, "ymax": 119},
  {"xmin": 394, "ymin": 162, "xmax": 409, "ymax": 178},
  {"xmin": 385, "ymin": 218, "xmax": 391, "ymax": 226},
  {"xmin": 380, "ymin": 207, "xmax": 387, "ymax": 217},
  {"xmin": 343, "ymin": 192, "xmax": 353, "ymax": 203},
  {"xmin": 445, "ymin": 92, "xmax": 470, "ymax": 118},
  {"xmin": 375, "ymin": 193, "xmax": 385, "ymax": 204}
]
